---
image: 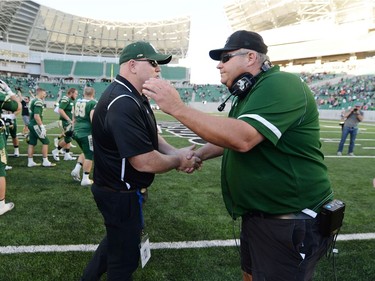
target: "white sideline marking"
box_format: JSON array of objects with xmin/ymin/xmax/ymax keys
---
[{"xmin": 1, "ymin": 233, "xmax": 375, "ymax": 254}]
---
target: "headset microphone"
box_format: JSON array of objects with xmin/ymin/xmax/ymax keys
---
[{"xmin": 217, "ymin": 95, "xmax": 232, "ymax": 112}]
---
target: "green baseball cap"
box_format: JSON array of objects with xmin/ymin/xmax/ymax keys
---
[{"xmin": 119, "ymin": 41, "xmax": 172, "ymax": 65}]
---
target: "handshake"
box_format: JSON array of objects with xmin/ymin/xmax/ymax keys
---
[{"xmin": 175, "ymin": 145, "xmax": 203, "ymax": 174}]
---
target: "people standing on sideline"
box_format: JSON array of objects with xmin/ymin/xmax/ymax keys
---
[
  {"xmin": 52, "ymin": 87, "xmax": 78, "ymax": 161},
  {"xmin": 143, "ymin": 30, "xmax": 335, "ymax": 281},
  {"xmin": 0, "ymin": 79, "xmax": 21, "ymax": 215},
  {"xmin": 81, "ymin": 41, "xmax": 201, "ymax": 281},
  {"xmin": 71, "ymin": 87, "xmax": 97, "ymax": 186},
  {"xmin": 2, "ymin": 109, "xmax": 20, "ymax": 158},
  {"xmin": 27, "ymin": 88, "xmax": 56, "ymax": 167},
  {"xmin": 337, "ymin": 102, "xmax": 364, "ymax": 156},
  {"xmin": 18, "ymin": 89, "xmax": 33, "ymax": 136}
]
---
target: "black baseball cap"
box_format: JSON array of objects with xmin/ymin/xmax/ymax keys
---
[{"xmin": 209, "ymin": 30, "xmax": 268, "ymax": 61}]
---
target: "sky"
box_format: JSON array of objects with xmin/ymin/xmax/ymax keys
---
[{"xmin": 34, "ymin": 0, "xmax": 234, "ymax": 84}]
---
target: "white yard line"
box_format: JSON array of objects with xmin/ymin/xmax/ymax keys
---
[{"xmin": 1, "ymin": 233, "xmax": 375, "ymax": 254}]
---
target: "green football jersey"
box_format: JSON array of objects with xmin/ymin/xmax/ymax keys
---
[
  {"xmin": 74, "ymin": 98, "xmax": 97, "ymax": 138},
  {"xmin": 28, "ymin": 98, "xmax": 45, "ymax": 126},
  {"xmin": 0, "ymin": 92, "xmax": 19, "ymax": 150},
  {"xmin": 59, "ymin": 96, "xmax": 75, "ymax": 120},
  {"xmin": 0, "ymin": 92, "xmax": 19, "ymax": 113}
]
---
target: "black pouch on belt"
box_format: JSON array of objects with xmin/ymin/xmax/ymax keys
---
[{"xmin": 319, "ymin": 199, "xmax": 345, "ymax": 237}]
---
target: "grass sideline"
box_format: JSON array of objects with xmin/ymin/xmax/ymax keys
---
[{"xmin": 0, "ymin": 109, "xmax": 374, "ymax": 281}]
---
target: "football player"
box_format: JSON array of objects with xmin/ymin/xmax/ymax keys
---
[
  {"xmin": 71, "ymin": 86, "xmax": 97, "ymax": 186},
  {"xmin": 0, "ymin": 79, "xmax": 21, "ymax": 215}
]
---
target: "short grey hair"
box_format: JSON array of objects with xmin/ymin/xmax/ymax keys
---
[{"xmin": 256, "ymin": 52, "xmax": 270, "ymax": 64}]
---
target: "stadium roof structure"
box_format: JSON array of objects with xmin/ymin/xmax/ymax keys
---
[
  {"xmin": 224, "ymin": 0, "xmax": 374, "ymax": 33},
  {"xmin": 224, "ymin": 0, "xmax": 375, "ymax": 65},
  {"xmin": 0, "ymin": 0, "xmax": 190, "ymax": 62}
]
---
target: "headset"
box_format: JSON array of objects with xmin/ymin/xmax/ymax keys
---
[{"xmin": 218, "ymin": 60, "xmax": 273, "ymax": 112}]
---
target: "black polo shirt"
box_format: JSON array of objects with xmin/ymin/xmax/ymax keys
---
[{"xmin": 92, "ymin": 74, "xmax": 158, "ymax": 190}]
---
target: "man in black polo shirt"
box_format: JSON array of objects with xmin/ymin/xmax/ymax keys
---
[{"xmin": 81, "ymin": 41, "xmax": 200, "ymax": 281}]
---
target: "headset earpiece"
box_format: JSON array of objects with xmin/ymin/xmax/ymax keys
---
[
  {"xmin": 229, "ymin": 60, "xmax": 273, "ymax": 99},
  {"xmin": 217, "ymin": 60, "xmax": 273, "ymax": 111},
  {"xmin": 229, "ymin": 73, "xmax": 257, "ymax": 99}
]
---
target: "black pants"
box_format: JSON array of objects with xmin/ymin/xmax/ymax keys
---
[
  {"xmin": 81, "ymin": 184, "xmax": 142, "ymax": 281},
  {"xmin": 240, "ymin": 214, "xmax": 333, "ymax": 281}
]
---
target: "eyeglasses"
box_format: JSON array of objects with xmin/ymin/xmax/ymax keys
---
[
  {"xmin": 134, "ymin": 59, "xmax": 159, "ymax": 67},
  {"xmin": 220, "ymin": 52, "xmax": 249, "ymax": 63}
]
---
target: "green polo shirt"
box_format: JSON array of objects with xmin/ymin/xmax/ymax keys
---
[{"xmin": 222, "ymin": 66, "xmax": 333, "ymax": 219}]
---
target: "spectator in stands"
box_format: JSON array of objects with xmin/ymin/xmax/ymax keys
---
[
  {"xmin": 52, "ymin": 88, "xmax": 77, "ymax": 161},
  {"xmin": 143, "ymin": 30, "xmax": 335, "ymax": 281},
  {"xmin": 80, "ymin": 41, "xmax": 200, "ymax": 281},
  {"xmin": 70, "ymin": 87, "xmax": 97, "ymax": 186},
  {"xmin": 337, "ymin": 102, "xmax": 364, "ymax": 156},
  {"xmin": 0, "ymin": 79, "xmax": 21, "ymax": 215},
  {"xmin": 27, "ymin": 88, "xmax": 55, "ymax": 167}
]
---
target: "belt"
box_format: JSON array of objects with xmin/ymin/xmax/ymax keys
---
[
  {"xmin": 246, "ymin": 211, "xmax": 314, "ymax": 220},
  {"xmin": 98, "ymin": 185, "xmax": 138, "ymax": 193}
]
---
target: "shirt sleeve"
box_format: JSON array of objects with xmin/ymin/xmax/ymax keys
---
[{"xmin": 237, "ymin": 73, "xmax": 311, "ymax": 145}]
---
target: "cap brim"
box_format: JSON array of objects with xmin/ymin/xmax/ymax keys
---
[
  {"xmin": 209, "ymin": 47, "xmax": 238, "ymax": 61},
  {"xmin": 148, "ymin": 54, "xmax": 172, "ymax": 65}
]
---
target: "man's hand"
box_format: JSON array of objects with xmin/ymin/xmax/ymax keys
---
[
  {"xmin": 175, "ymin": 144, "xmax": 202, "ymax": 173},
  {"xmin": 142, "ymin": 78, "xmax": 185, "ymax": 116},
  {"xmin": 176, "ymin": 150, "xmax": 202, "ymax": 174}
]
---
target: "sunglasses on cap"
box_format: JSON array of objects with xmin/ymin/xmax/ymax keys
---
[
  {"xmin": 134, "ymin": 59, "xmax": 159, "ymax": 67},
  {"xmin": 220, "ymin": 51, "xmax": 249, "ymax": 63}
]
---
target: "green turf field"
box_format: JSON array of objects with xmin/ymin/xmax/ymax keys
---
[{"xmin": 0, "ymin": 109, "xmax": 374, "ymax": 280}]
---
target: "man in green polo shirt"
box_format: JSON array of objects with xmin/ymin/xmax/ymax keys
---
[{"xmin": 143, "ymin": 30, "xmax": 335, "ymax": 281}]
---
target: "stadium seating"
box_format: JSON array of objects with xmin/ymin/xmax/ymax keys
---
[
  {"xmin": 2, "ymin": 72, "xmax": 374, "ymax": 110},
  {"xmin": 105, "ymin": 63, "xmax": 119, "ymax": 79},
  {"xmin": 43, "ymin": 60, "xmax": 74, "ymax": 76},
  {"xmin": 73, "ymin": 62, "xmax": 104, "ymax": 78},
  {"xmin": 160, "ymin": 66, "xmax": 189, "ymax": 81}
]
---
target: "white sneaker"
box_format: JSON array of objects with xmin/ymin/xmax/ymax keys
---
[
  {"xmin": 28, "ymin": 162, "xmax": 41, "ymax": 167},
  {"xmin": 348, "ymin": 153, "xmax": 354, "ymax": 156},
  {"xmin": 64, "ymin": 153, "xmax": 77, "ymax": 161},
  {"xmin": 337, "ymin": 152, "xmax": 342, "ymax": 156},
  {"xmin": 42, "ymin": 161, "xmax": 56, "ymax": 167},
  {"xmin": 5, "ymin": 165, "xmax": 12, "ymax": 171},
  {"xmin": 71, "ymin": 170, "xmax": 81, "ymax": 182},
  {"xmin": 81, "ymin": 178, "xmax": 93, "ymax": 186},
  {"xmin": 52, "ymin": 149, "xmax": 60, "ymax": 161},
  {"xmin": 54, "ymin": 138, "xmax": 59, "ymax": 148},
  {"xmin": 0, "ymin": 202, "xmax": 14, "ymax": 215},
  {"xmin": 13, "ymin": 153, "xmax": 19, "ymax": 158}
]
